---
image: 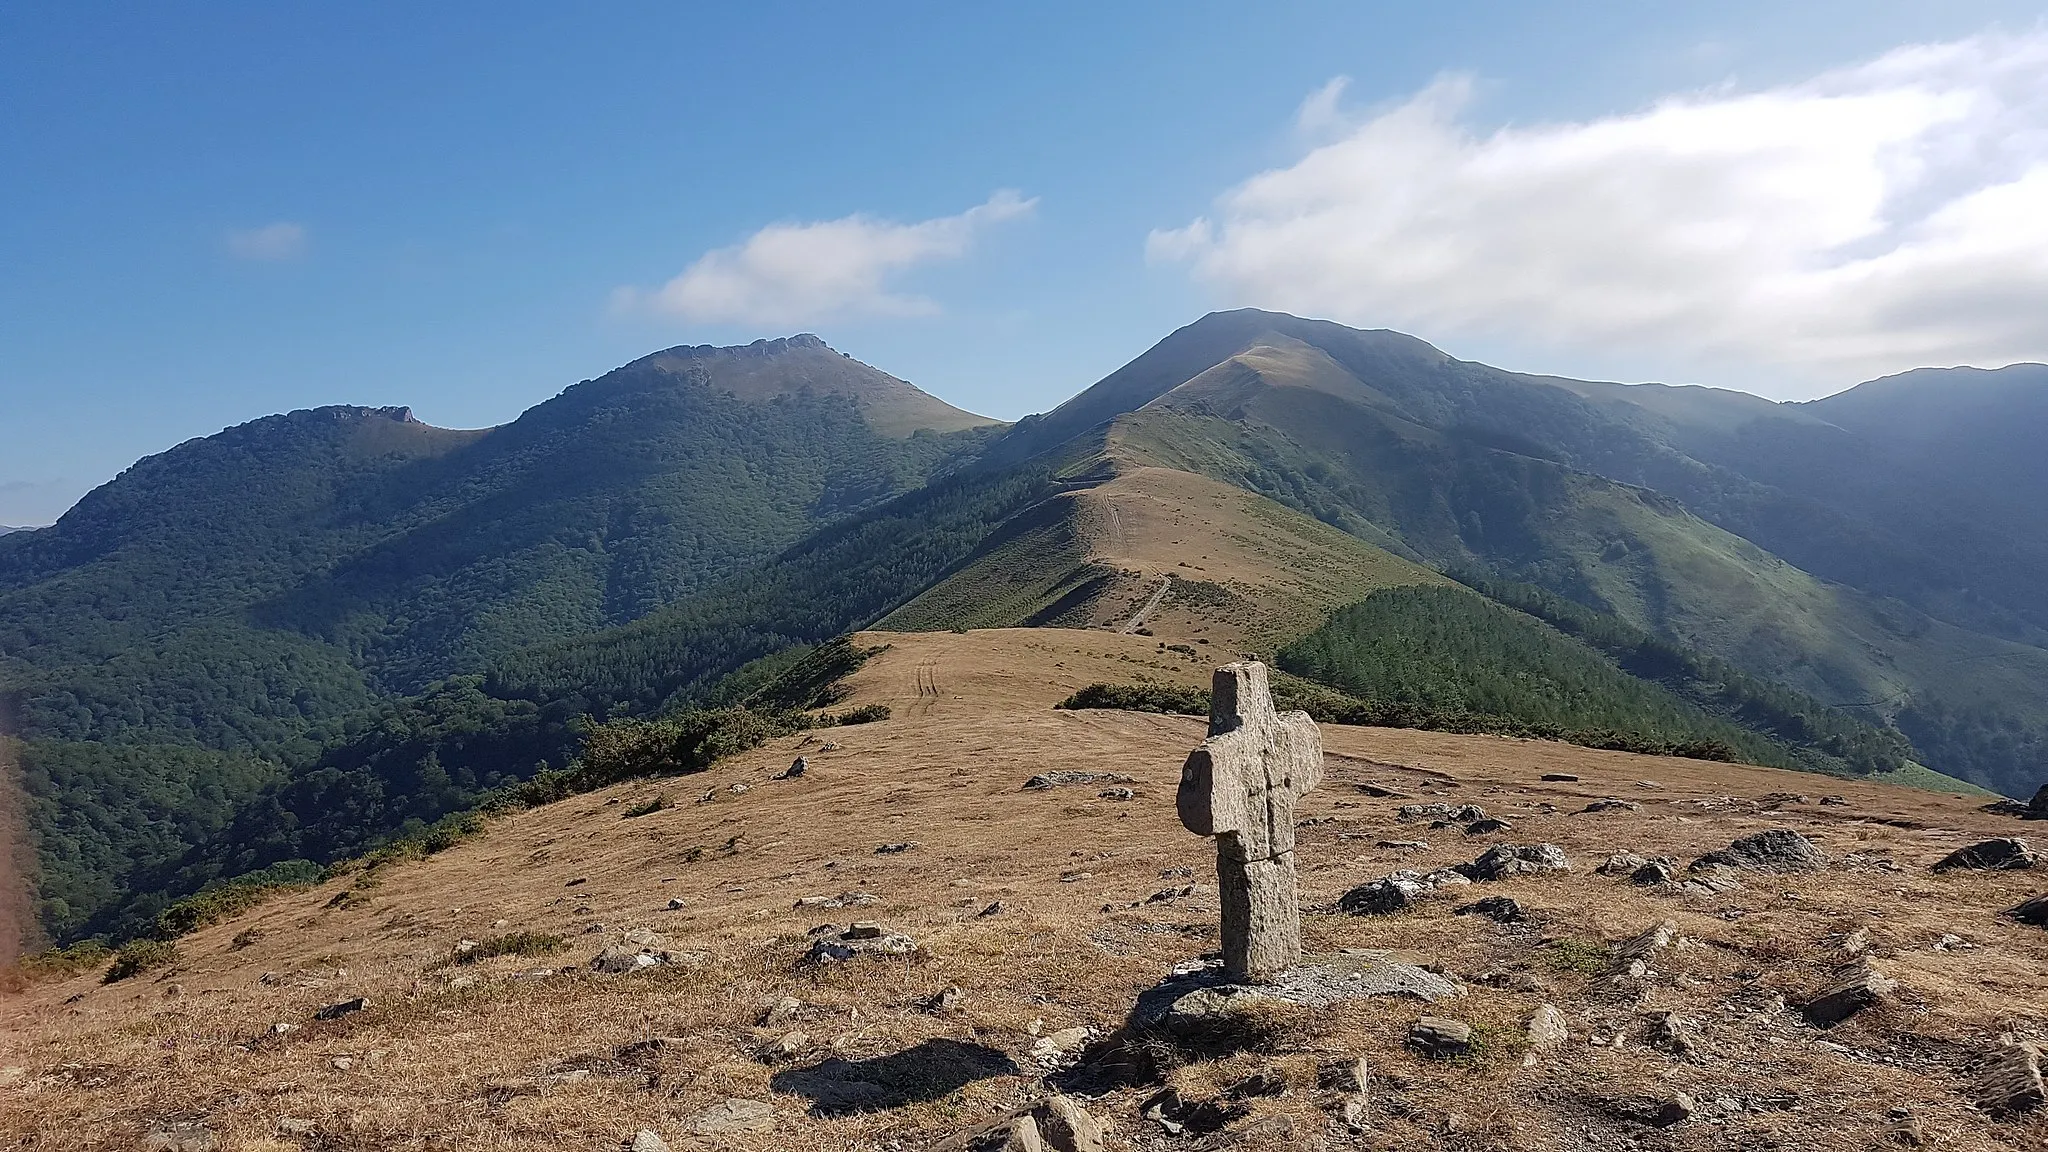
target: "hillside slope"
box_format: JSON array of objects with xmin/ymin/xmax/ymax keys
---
[{"xmin": 5, "ymin": 631, "xmax": 2043, "ymax": 1150}]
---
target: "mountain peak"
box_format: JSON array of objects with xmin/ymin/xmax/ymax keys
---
[{"xmin": 624, "ymin": 334, "xmax": 1000, "ymax": 437}]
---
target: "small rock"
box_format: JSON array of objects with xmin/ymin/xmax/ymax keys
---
[
  {"xmin": 1803, "ymin": 958, "xmax": 1895, "ymax": 1027},
  {"xmin": 1408, "ymin": 1016, "xmax": 1473, "ymax": 1058},
  {"xmin": 756, "ymin": 1031, "xmax": 808, "ymax": 1064},
  {"xmin": 759, "ymin": 996, "xmax": 802, "ymax": 1026},
  {"xmin": 1975, "ymin": 1039, "xmax": 2046, "ymax": 1115},
  {"xmin": 628, "ymin": 1130, "xmax": 670, "ymax": 1152},
  {"xmin": 1932, "ymin": 837, "xmax": 2034, "ymax": 872},
  {"xmin": 1024, "ymin": 770, "xmax": 1135, "ymax": 790},
  {"xmin": 1631, "ymin": 860, "xmax": 1678, "ymax": 886},
  {"xmin": 1030, "ymin": 1026, "xmax": 1094, "ymax": 1067},
  {"xmin": 1453, "ymin": 895, "xmax": 1523, "ymax": 922},
  {"xmin": 144, "ymin": 1121, "xmax": 217, "ymax": 1152},
  {"xmin": 1597, "ymin": 852, "xmax": 1649, "ymax": 875},
  {"xmin": 978, "ymin": 901, "xmax": 1006, "ymax": 917},
  {"xmin": 1464, "ymin": 817, "xmax": 1514, "ymax": 835},
  {"xmin": 845, "ymin": 921, "xmax": 884, "ymax": 940},
  {"xmin": 2008, "ymin": 894, "xmax": 2048, "ymax": 926},
  {"xmin": 566, "ymin": 877, "xmax": 587, "ymax": 887},
  {"xmin": 277, "ymin": 1119, "xmax": 317, "ymax": 1137},
  {"xmin": 1465, "ymin": 843, "xmax": 1570, "ymax": 880},
  {"xmin": 1525, "ymin": 1004, "xmax": 1569, "ymax": 1060},
  {"xmin": 1377, "ymin": 839, "xmax": 1429, "ymax": 851},
  {"xmin": 330, "ymin": 1056, "xmax": 354, "ymax": 1070},
  {"xmin": 1582, "ymin": 798, "xmax": 1641, "ymax": 814},
  {"xmin": 1646, "ymin": 1011, "xmax": 1699, "ymax": 1057},
  {"xmin": 313, "ymin": 997, "xmax": 369, "ymax": 1021},
  {"xmin": 1820, "ymin": 795, "xmax": 1850, "ymax": 806},
  {"xmin": 689, "ymin": 1098, "xmax": 775, "ymax": 1136},
  {"xmin": 1540, "ymin": 773, "xmax": 1579, "ymax": 782},
  {"xmin": 805, "ymin": 924, "xmax": 917, "ymax": 962},
  {"xmin": 1038, "ymin": 1093, "xmax": 1107, "ymax": 1152},
  {"xmin": 1654, "ymin": 1093, "xmax": 1698, "ymax": 1127},
  {"xmin": 779, "ymin": 757, "xmax": 808, "ymax": 779},
  {"xmin": 875, "ymin": 842, "xmax": 916, "ymax": 854},
  {"xmin": 1098, "ymin": 787, "xmax": 1136, "ymax": 801},
  {"xmin": 1338, "ymin": 875, "xmax": 1427, "ymax": 916},
  {"xmin": 923, "ymin": 985, "xmax": 965, "ymax": 1013},
  {"xmin": 666, "ymin": 897, "xmax": 686, "ymax": 910},
  {"xmin": 1397, "ymin": 802, "xmax": 1487, "ymax": 823}
]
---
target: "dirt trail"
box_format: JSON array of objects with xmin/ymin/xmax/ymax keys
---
[{"xmin": 1118, "ymin": 575, "xmax": 1171, "ymax": 633}]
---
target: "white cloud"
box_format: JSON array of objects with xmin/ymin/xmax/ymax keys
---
[
  {"xmin": 226, "ymin": 222, "xmax": 307, "ymax": 261},
  {"xmin": 1150, "ymin": 31, "xmax": 2048, "ymax": 393},
  {"xmin": 627, "ymin": 191, "xmax": 1036, "ymax": 326}
]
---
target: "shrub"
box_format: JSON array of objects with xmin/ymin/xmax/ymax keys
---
[
  {"xmin": 831, "ymin": 703, "xmax": 890, "ymax": 725},
  {"xmin": 622, "ymin": 794, "xmax": 666, "ymax": 818},
  {"xmin": 1056, "ymin": 683, "xmax": 1209, "ymax": 716},
  {"xmin": 453, "ymin": 932, "xmax": 566, "ymax": 965},
  {"xmin": 102, "ymin": 939, "xmax": 178, "ymax": 983}
]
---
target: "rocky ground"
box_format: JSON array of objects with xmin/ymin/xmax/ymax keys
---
[{"xmin": 3, "ymin": 629, "xmax": 2046, "ymax": 1151}]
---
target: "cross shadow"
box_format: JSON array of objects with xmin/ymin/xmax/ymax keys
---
[{"xmin": 769, "ymin": 1038, "xmax": 1021, "ymax": 1116}]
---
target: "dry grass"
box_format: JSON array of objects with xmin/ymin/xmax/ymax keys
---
[{"xmin": 4, "ymin": 629, "xmax": 2045, "ymax": 1150}]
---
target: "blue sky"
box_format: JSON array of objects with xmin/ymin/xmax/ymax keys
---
[{"xmin": 4, "ymin": 1, "xmax": 2047, "ymax": 525}]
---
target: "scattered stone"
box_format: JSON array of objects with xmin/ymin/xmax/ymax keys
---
[
  {"xmin": 590, "ymin": 929, "xmax": 703, "ymax": 974},
  {"xmin": 1654, "ymin": 1093, "xmax": 1698, "ymax": 1127},
  {"xmin": 1337, "ymin": 875, "xmax": 1427, "ymax": 916},
  {"xmin": 628, "ymin": 1130, "xmax": 670, "ymax": 1152},
  {"xmin": 1059, "ymin": 871, "xmax": 1092, "ymax": 883},
  {"xmin": 1676, "ymin": 861, "xmax": 1744, "ymax": 896},
  {"xmin": 1025, "ymin": 770, "xmax": 1136, "ymax": 790},
  {"xmin": 1631, "ymin": 860, "xmax": 1678, "ymax": 886},
  {"xmin": 728, "ymin": 783, "xmax": 749, "ymax": 795},
  {"xmin": 778, "ymin": 756, "xmax": 807, "ymax": 780},
  {"xmin": 1974, "ymin": 1040, "xmax": 2046, "ymax": 1115},
  {"xmin": 666, "ymin": 897, "xmax": 686, "ymax": 910},
  {"xmin": 1098, "ymin": 787, "xmax": 1136, "ymax": 800},
  {"xmin": 313, "ymin": 997, "xmax": 368, "ymax": 1021},
  {"xmin": 1038, "ymin": 1094, "xmax": 1107, "ymax": 1152},
  {"xmin": 1377, "ymin": 839, "xmax": 1429, "ymax": 851},
  {"xmin": 1147, "ymin": 884, "xmax": 1197, "ymax": 904},
  {"xmin": 1646, "ymin": 1011, "xmax": 1699, "ymax": 1057},
  {"xmin": 756, "ymin": 1031, "xmax": 808, "ymax": 1064},
  {"xmin": 977, "ymin": 901, "xmax": 1006, "ymax": 918},
  {"xmin": 1464, "ymin": 817, "xmax": 1513, "ymax": 835},
  {"xmin": 144, "ymin": 1120, "xmax": 217, "ymax": 1152},
  {"xmin": 1597, "ymin": 852, "xmax": 1649, "ymax": 875},
  {"xmin": 1408, "ymin": 1016, "xmax": 1473, "ymax": 1058},
  {"xmin": 1454, "ymin": 895, "xmax": 1523, "ymax": 922},
  {"xmin": 277, "ymin": 1120, "xmax": 317, "ymax": 1137},
  {"xmin": 1397, "ymin": 802, "xmax": 1487, "ymax": 823},
  {"xmin": 2008, "ymin": 894, "xmax": 2048, "ymax": 926},
  {"xmin": 1820, "ymin": 795, "xmax": 1850, "ymax": 806},
  {"xmin": 1029, "ymin": 1026, "xmax": 1094, "ymax": 1068},
  {"xmin": 1693, "ymin": 828, "xmax": 1825, "ymax": 873},
  {"xmin": 1932, "ymin": 837, "xmax": 2034, "ymax": 872},
  {"xmin": 1525, "ymin": 1004, "xmax": 1569, "ymax": 1060},
  {"xmin": 689, "ymin": 1098, "xmax": 774, "ymax": 1136},
  {"xmin": 1540, "ymin": 773, "xmax": 1579, "ymax": 782},
  {"xmin": 1582, "ymin": 798, "xmax": 1641, "ymax": 814},
  {"xmin": 805, "ymin": 923, "xmax": 917, "ymax": 962},
  {"xmin": 875, "ymin": 842, "xmax": 917, "ymax": 854},
  {"xmin": 1355, "ymin": 782, "xmax": 1404, "ymax": 798},
  {"xmin": 565, "ymin": 877, "xmax": 587, "ymax": 887},
  {"xmin": 1177, "ymin": 661, "xmax": 1323, "ymax": 982},
  {"xmin": 793, "ymin": 890, "xmax": 879, "ymax": 910},
  {"xmin": 759, "ymin": 996, "xmax": 802, "ymax": 1026},
  {"xmin": 329, "ymin": 1056, "xmax": 356, "ymax": 1070},
  {"xmin": 1465, "ymin": 843, "xmax": 1570, "ymax": 880},
  {"xmin": 1803, "ymin": 958, "xmax": 1895, "ymax": 1027},
  {"xmin": 1836, "ymin": 926, "xmax": 1873, "ymax": 957},
  {"xmin": 923, "ymin": 985, "xmax": 965, "ymax": 1013}
]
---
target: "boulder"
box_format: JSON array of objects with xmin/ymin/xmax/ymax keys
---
[
  {"xmin": 1693, "ymin": 829, "xmax": 1825, "ymax": 873},
  {"xmin": 1932, "ymin": 837, "xmax": 2034, "ymax": 872},
  {"xmin": 1525, "ymin": 1004, "xmax": 1569, "ymax": 1058},
  {"xmin": 1465, "ymin": 843, "xmax": 1570, "ymax": 880},
  {"xmin": 1631, "ymin": 860, "xmax": 1678, "ymax": 886},
  {"xmin": 1337, "ymin": 875, "xmax": 1427, "ymax": 916}
]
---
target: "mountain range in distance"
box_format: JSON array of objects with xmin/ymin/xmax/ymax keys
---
[{"xmin": 4, "ymin": 309, "xmax": 2046, "ymax": 948}]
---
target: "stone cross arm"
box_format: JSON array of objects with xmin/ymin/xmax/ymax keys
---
[{"xmin": 1177, "ymin": 662, "xmax": 1323, "ymax": 861}]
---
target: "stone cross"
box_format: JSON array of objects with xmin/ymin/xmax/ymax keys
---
[{"xmin": 1177, "ymin": 661, "xmax": 1323, "ymax": 982}]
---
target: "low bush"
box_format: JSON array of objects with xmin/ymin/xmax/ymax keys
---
[
  {"xmin": 102, "ymin": 939, "xmax": 178, "ymax": 984},
  {"xmin": 452, "ymin": 932, "xmax": 566, "ymax": 965}
]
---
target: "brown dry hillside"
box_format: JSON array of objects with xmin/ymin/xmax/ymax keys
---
[
  {"xmin": 4, "ymin": 630, "xmax": 2046, "ymax": 1151},
  {"xmin": 882, "ymin": 467, "xmax": 1445, "ymax": 652}
]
